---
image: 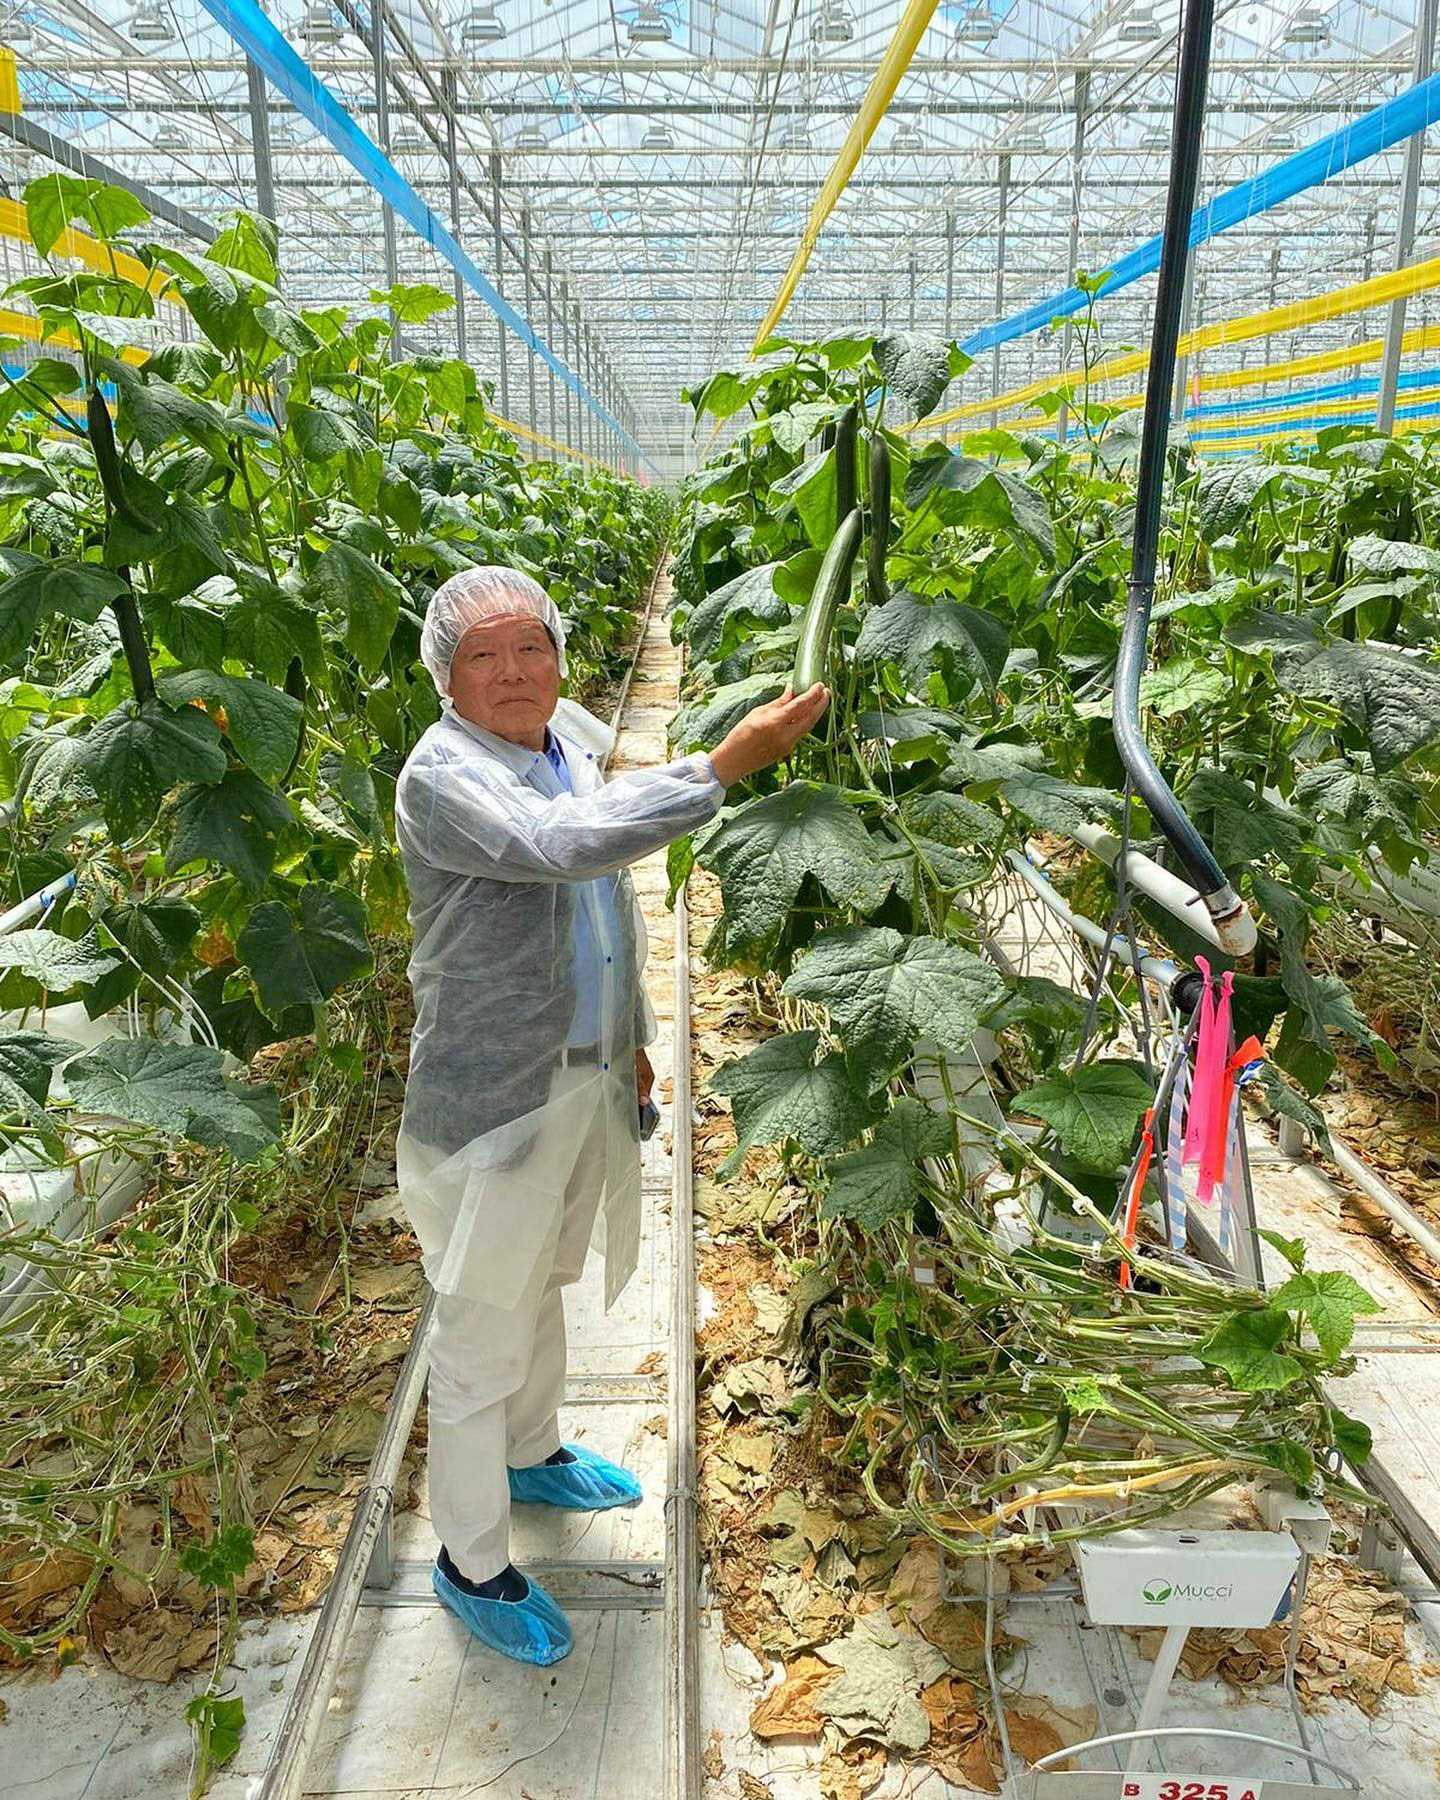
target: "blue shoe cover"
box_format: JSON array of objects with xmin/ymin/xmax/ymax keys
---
[
  {"xmin": 508, "ymin": 1443, "xmax": 643, "ymax": 1511},
  {"xmin": 431, "ymin": 1560, "xmax": 573, "ymax": 1667}
]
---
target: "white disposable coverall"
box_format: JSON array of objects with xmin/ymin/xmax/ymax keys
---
[{"xmin": 394, "ymin": 696, "xmax": 723, "ymax": 1580}]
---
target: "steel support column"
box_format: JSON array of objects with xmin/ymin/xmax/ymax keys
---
[
  {"xmin": 1056, "ymin": 69, "xmax": 1090, "ymax": 444},
  {"xmin": 441, "ymin": 70, "xmax": 467, "ymax": 365},
  {"xmin": 544, "ymin": 250, "xmax": 559, "ymax": 455},
  {"xmin": 520, "ymin": 206, "xmax": 538, "ymax": 436},
  {"xmin": 369, "ymin": 3, "xmax": 400, "ymax": 359},
  {"xmin": 489, "ymin": 153, "xmax": 510, "ymax": 418},
  {"xmin": 1378, "ymin": 0, "xmax": 1439, "ymax": 433},
  {"xmin": 246, "ymin": 58, "xmax": 277, "ymax": 225},
  {"xmin": 992, "ymin": 155, "xmax": 1011, "ymax": 430},
  {"xmin": 943, "ymin": 206, "xmax": 956, "ymax": 341}
]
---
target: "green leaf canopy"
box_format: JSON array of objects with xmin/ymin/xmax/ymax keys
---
[
  {"xmin": 821, "ymin": 1099, "xmax": 952, "ymax": 1233},
  {"xmin": 710, "ymin": 1028, "xmax": 879, "ymax": 1177},
  {"xmin": 854, "ymin": 590, "xmax": 1010, "ymax": 694},
  {"xmin": 1275, "ymin": 641, "xmax": 1440, "ymax": 772},
  {"xmin": 236, "ymin": 883, "xmax": 373, "ymax": 1015},
  {"xmin": 64, "ymin": 1038, "xmax": 280, "ymax": 1161},
  {"xmin": 700, "ymin": 784, "xmax": 892, "ymax": 962},
  {"xmin": 1010, "ymin": 1062, "xmax": 1154, "ymax": 1172},
  {"xmin": 783, "ymin": 925, "xmax": 1006, "ymax": 1086}
]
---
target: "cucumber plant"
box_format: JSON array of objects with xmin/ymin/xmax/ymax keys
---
[{"xmin": 670, "ymin": 327, "xmax": 1426, "ymax": 1554}]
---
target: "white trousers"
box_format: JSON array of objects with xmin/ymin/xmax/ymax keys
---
[{"xmin": 402, "ymin": 1070, "xmax": 608, "ymax": 1583}]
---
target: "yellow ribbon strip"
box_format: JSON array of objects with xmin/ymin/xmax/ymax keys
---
[
  {"xmin": 751, "ymin": 0, "xmax": 940, "ymax": 352},
  {"xmin": 920, "ymin": 256, "xmax": 1440, "ymax": 432}
]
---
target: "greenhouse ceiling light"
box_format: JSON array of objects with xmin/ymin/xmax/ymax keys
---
[
  {"xmin": 514, "ymin": 125, "xmax": 548, "ymax": 151},
  {"xmin": 460, "ymin": 4, "xmax": 505, "ymax": 45},
  {"xmin": 812, "ymin": 1, "xmax": 854, "ymax": 45},
  {"xmin": 390, "ymin": 120, "xmax": 426, "ymax": 153},
  {"xmin": 1266, "ymin": 127, "xmax": 1298, "ymax": 150},
  {"xmin": 955, "ymin": 5, "xmax": 998, "ymax": 45},
  {"xmin": 154, "ymin": 122, "xmax": 186, "ymax": 151},
  {"xmin": 891, "ymin": 123, "xmax": 925, "ymax": 152},
  {"xmin": 1117, "ymin": 5, "xmax": 1160, "ymax": 44},
  {"xmin": 1011, "ymin": 130, "xmax": 1044, "ymax": 152},
  {"xmin": 1139, "ymin": 127, "xmax": 1170, "ymax": 151},
  {"xmin": 776, "ymin": 124, "xmax": 812, "ymax": 151},
  {"xmin": 1285, "ymin": 5, "xmax": 1330, "ymax": 45},
  {"xmin": 628, "ymin": 4, "xmax": 671, "ymax": 44},
  {"xmin": 640, "ymin": 123, "xmax": 676, "ymax": 151},
  {"xmin": 129, "ymin": 0, "xmax": 174, "ymax": 44},
  {"xmin": 297, "ymin": 2, "xmax": 343, "ymax": 48}
]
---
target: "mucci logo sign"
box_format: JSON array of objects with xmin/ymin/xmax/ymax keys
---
[{"xmin": 1142, "ymin": 1576, "xmax": 1234, "ymax": 1605}]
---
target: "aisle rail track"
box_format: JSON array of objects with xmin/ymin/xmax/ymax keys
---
[{"xmin": 251, "ymin": 554, "xmax": 693, "ymax": 1800}]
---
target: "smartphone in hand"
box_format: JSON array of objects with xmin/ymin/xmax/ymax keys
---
[{"xmin": 638, "ymin": 1097, "xmax": 661, "ymax": 1142}]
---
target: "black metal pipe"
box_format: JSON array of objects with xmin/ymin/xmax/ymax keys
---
[{"xmin": 1113, "ymin": 0, "xmax": 1255, "ymax": 957}]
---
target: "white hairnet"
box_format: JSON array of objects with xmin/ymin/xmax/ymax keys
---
[{"xmin": 420, "ymin": 565, "xmax": 569, "ymax": 695}]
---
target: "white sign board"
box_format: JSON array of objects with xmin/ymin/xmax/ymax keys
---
[{"xmin": 1076, "ymin": 1529, "xmax": 1299, "ymax": 1628}]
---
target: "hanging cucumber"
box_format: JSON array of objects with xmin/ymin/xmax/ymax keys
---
[
  {"xmin": 866, "ymin": 432, "xmax": 891, "ymax": 611},
  {"xmin": 793, "ymin": 507, "xmax": 861, "ymax": 693},
  {"xmin": 833, "ymin": 401, "xmax": 858, "ymax": 527},
  {"xmin": 87, "ymin": 387, "xmax": 158, "ymax": 537}
]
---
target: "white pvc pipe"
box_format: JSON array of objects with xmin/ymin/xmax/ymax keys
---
[
  {"xmin": 1004, "ymin": 849, "xmax": 1181, "ymax": 993},
  {"xmin": 1065, "ymin": 820, "xmax": 1224, "ymax": 950},
  {"xmin": 0, "ymin": 869, "xmax": 77, "ymax": 936}
]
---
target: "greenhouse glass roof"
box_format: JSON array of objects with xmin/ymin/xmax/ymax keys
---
[{"xmin": 3, "ymin": 0, "xmax": 1434, "ymax": 467}]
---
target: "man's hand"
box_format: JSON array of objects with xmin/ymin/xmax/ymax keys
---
[
  {"xmin": 635, "ymin": 1047, "xmax": 655, "ymax": 1105},
  {"xmin": 709, "ymin": 684, "xmax": 829, "ymax": 788}
]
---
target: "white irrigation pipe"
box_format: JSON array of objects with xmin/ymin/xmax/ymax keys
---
[{"xmin": 1065, "ymin": 819, "xmax": 1224, "ymax": 950}]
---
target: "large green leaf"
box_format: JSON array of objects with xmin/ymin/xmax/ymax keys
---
[
  {"xmin": 0, "ymin": 928, "xmax": 119, "ymax": 990},
  {"xmin": 1011, "ymin": 1062, "xmax": 1153, "ymax": 1172},
  {"xmin": 1196, "ymin": 1307, "xmax": 1303, "ymax": 1392},
  {"xmin": 73, "ymin": 700, "xmax": 226, "ymax": 841},
  {"xmin": 687, "ymin": 562, "xmax": 791, "ymax": 662},
  {"xmin": 1196, "ymin": 462, "xmax": 1286, "ymax": 541},
  {"xmin": 770, "ymin": 448, "xmax": 838, "ymax": 548},
  {"xmin": 1181, "ymin": 769, "xmax": 1311, "ymax": 868},
  {"xmin": 873, "ymin": 332, "xmax": 963, "ymax": 419},
  {"xmin": 710, "ymin": 1028, "xmax": 879, "ymax": 1176},
  {"xmin": 167, "ymin": 770, "xmax": 294, "ymax": 893},
  {"xmin": 700, "ymin": 784, "xmax": 892, "ymax": 961},
  {"xmin": 783, "ymin": 925, "xmax": 1005, "ymax": 1086},
  {"xmin": 891, "ymin": 790, "xmax": 999, "ymax": 889},
  {"xmin": 85, "ymin": 897, "xmax": 202, "ymax": 1017},
  {"xmin": 64, "ymin": 1038, "xmax": 280, "ymax": 1161},
  {"xmin": 999, "ymin": 771, "xmax": 1122, "ymax": 836},
  {"xmin": 1345, "ymin": 534, "xmax": 1440, "ymax": 578},
  {"xmin": 24, "ymin": 172, "xmax": 150, "ymax": 259},
  {"xmin": 0, "ymin": 560, "xmax": 127, "ymax": 661},
  {"xmin": 236, "ymin": 883, "xmax": 373, "ymax": 1016},
  {"xmin": 1272, "ymin": 1269, "xmax": 1380, "ymax": 1361},
  {"xmin": 1275, "ymin": 642, "xmax": 1440, "ymax": 772},
  {"xmin": 0, "ymin": 1030, "xmax": 79, "ymax": 1120},
  {"xmin": 156, "ymin": 669, "xmax": 302, "ymax": 782},
  {"xmin": 821, "ymin": 1099, "xmax": 952, "ymax": 1232},
  {"xmin": 903, "ymin": 452, "xmax": 1054, "ymax": 561},
  {"xmin": 855, "ymin": 590, "xmax": 1009, "ymax": 694},
  {"xmin": 308, "ymin": 541, "xmax": 404, "ymax": 673}
]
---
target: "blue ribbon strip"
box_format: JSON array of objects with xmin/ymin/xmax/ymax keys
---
[
  {"xmin": 960, "ymin": 72, "xmax": 1440, "ymax": 359},
  {"xmin": 193, "ymin": 0, "xmax": 651, "ymax": 471},
  {"xmin": 1181, "ymin": 363, "xmax": 1440, "ymax": 422}
]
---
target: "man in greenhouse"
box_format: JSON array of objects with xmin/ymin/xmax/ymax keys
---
[{"xmin": 395, "ymin": 565, "xmax": 827, "ymax": 1668}]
